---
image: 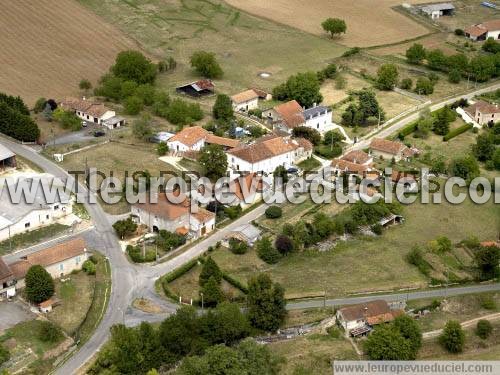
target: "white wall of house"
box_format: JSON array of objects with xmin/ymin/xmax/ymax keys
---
[
  {"xmin": 228, "ymin": 152, "xmax": 294, "ymax": 175},
  {"xmin": 336, "ymin": 311, "xmax": 366, "ymax": 334},
  {"xmin": 167, "ymin": 139, "xmax": 205, "ymax": 153},
  {"xmin": 487, "ymin": 30, "xmax": 500, "ymax": 40},
  {"xmin": 0, "ymin": 202, "xmax": 72, "ymax": 242},
  {"xmin": 475, "ymin": 111, "xmax": 500, "ymax": 125},
  {"xmin": 76, "ymin": 110, "xmax": 115, "ymax": 125},
  {"xmin": 131, "ymin": 206, "xmax": 189, "ymax": 233},
  {"xmin": 304, "ymin": 111, "xmax": 333, "ymax": 133},
  {"xmin": 370, "ymin": 149, "xmax": 403, "ymax": 162},
  {"xmin": 233, "ymin": 98, "xmax": 258, "ymax": 112},
  {"xmin": 15, "ymin": 253, "xmax": 88, "ymax": 289},
  {"xmin": 190, "ymin": 215, "xmax": 215, "ymax": 237},
  {"xmin": 0, "ymin": 284, "xmax": 16, "ymax": 298}
]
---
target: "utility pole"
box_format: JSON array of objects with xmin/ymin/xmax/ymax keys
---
[{"xmin": 201, "ymin": 292, "xmax": 204, "ymax": 311}]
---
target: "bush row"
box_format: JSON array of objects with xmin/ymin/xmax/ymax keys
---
[{"xmin": 443, "ymin": 123, "xmax": 473, "ymax": 141}]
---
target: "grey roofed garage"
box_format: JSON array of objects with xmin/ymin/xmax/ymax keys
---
[
  {"xmin": 228, "ymin": 223, "xmax": 262, "ymax": 244},
  {"xmin": 420, "ymin": 3, "xmax": 455, "ymax": 12},
  {"xmin": 0, "ymin": 144, "xmax": 15, "ymax": 161}
]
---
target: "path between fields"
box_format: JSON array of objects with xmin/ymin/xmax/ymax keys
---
[{"xmin": 423, "ymin": 312, "xmax": 500, "ymax": 339}]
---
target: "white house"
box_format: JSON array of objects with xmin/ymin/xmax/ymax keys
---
[
  {"xmin": 0, "ymin": 177, "xmax": 73, "ymax": 242},
  {"xmin": 167, "ymin": 126, "xmax": 240, "ymax": 153},
  {"xmin": 231, "ymin": 89, "xmax": 259, "ymax": 112},
  {"xmin": 7, "ymin": 237, "xmax": 88, "ymax": 289},
  {"xmin": 60, "ymin": 97, "xmax": 116, "ymax": 125},
  {"xmin": 303, "ymin": 105, "xmax": 334, "ymax": 133},
  {"xmin": 227, "ymin": 134, "xmax": 313, "ymax": 175},
  {"xmin": 131, "ymin": 194, "xmax": 215, "ymax": 238},
  {"xmin": 465, "ymin": 20, "xmax": 500, "ymax": 41}
]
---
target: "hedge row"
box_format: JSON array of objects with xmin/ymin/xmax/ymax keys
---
[
  {"xmin": 222, "ymin": 273, "xmax": 248, "ymax": 294},
  {"xmin": 161, "ymin": 258, "xmax": 200, "ymax": 301},
  {"xmin": 443, "ymin": 123, "xmax": 473, "ymax": 141},
  {"xmin": 397, "ymin": 121, "xmax": 418, "ymax": 139}
]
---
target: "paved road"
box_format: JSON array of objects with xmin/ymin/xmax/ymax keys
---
[
  {"xmin": 287, "ymin": 283, "xmax": 500, "ymax": 310},
  {"xmin": 0, "ymin": 138, "xmax": 136, "ymax": 375}
]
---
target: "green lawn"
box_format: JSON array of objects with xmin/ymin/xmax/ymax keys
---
[
  {"xmin": 298, "ymin": 157, "xmax": 322, "ymax": 172},
  {"xmin": 0, "ymin": 223, "xmax": 70, "ymax": 256},
  {"xmin": 269, "ymin": 333, "xmax": 358, "ymax": 375},
  {"xmin": 48, "ymin": 271, "xmax": 94, "ymax": 335},
  {"xmin": 77, "ymin": 0, "xmax": 346, "ymax": 97}
]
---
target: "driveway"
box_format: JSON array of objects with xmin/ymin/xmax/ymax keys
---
[{"xmin": 0, "ymin": 300, "xmax": 35, "ymax": 332}]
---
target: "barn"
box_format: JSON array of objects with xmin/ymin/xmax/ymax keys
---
[
  {"xmin": 176, "ymin": 79, "xmax": 215, "ymax": 97},
  {"xmin": 0, "ymin": 144, "xmax": 16, "ymax": 172}
]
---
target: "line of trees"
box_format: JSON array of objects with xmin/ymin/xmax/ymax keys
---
[
  {"xmin": 0, "ymin": 92, "xmax": 40, "ymax": 142},
  {"xmin": 405, "ymin": 42, "xmax": 500, "ymax": 83},
  {"xmin": 341, "ymin": 89, "xmax": 385, "ymax": 127}
]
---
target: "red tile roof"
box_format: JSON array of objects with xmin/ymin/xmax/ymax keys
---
[
  {"xmin": 228, "ymin": 135, "xmax": 303, "ymax": 163},
  {"xmin": 370, "ymin": 138, "xmax": 407, "ymax": 156},
  {"xmin": 332, "ymin": 159, "xmax": 370, "ymax": 174},
  {"xmin": 231, "ymin": 89, "xmax": 259, "ymax": 104},
  {"xmin": 0, "ymin": 257, "xmax": 13, "ymax": 285},
  {"xmin": 338, "ymin": 300, "xmax": 392, "ymax": 322},
  {"xmin": 342, "ymin": 150, "xmax": 371, "ymax": 165},
  {"xmin": 133, "ymin": 193, "xmax": 190, "ymax": 221},
  {"xmin": 206, "ymin": 134, "xmax": 241, "ymax": 149},
  {"xmin": 465, "ymin": 20, "xmax": 500, "ymax": 37},
  {"xmin": 274, "ymin": 100, "xmax": 305, "ymax": 128},
  {"xmin": 168, "ymin": 126, "xmax": 209, "ymax": 147}
]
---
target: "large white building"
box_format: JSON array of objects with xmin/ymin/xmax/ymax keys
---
[
  {"xmin": 0, "ymin": 176, "xmax": 73, "ymax": 242},
  {"xmin": 227, "ymin": 134, "xmax": 312, "ymax": 175}
]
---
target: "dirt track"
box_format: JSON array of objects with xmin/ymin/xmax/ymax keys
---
[{"xmin": 0, "ymin": 0, "xmax": 140, "ymax": 106}]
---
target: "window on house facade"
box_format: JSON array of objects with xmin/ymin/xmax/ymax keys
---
[
  {"xmin": 59, "ymin": 264, "xmax": 64, "ymax": 271},
  {"xmin": 54, "ymin": 205, "xmax": 59, "ymax": 210},
  {"xmin": 25, "ymin": 222, "xmax": 30, "ymax": 228}
]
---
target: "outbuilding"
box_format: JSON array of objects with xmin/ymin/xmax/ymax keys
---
[{"xmin": 0, "ymin": 144, "xmax": 16, "ymax": 172}]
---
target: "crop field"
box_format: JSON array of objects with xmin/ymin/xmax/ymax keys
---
[
  {"xmin": 0, "ymin": 0, "xmax": 140, "ymax": 106},
  {"xmin": 225, "ymin": 0, "xmax": 431, "ymax": 47},
  {"xmin": 78, "ymin": 0, "xmax": 346, "ymax": 96}
]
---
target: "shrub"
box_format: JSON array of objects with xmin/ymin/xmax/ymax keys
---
[
  {"xmin": 164, "ymin": 99, "xmax": 203, "ymax": 125},
  {"xmin": 398, "ymin": 121, "xmax": 418, "ymax": 138},
  {"xmin": 229, "ymin": 238, "xmax": 249, "ymax": 255},
  {"xmin": 443, "ymin": 124, "xmax": 472, "ymax": 141},
  {"xmin": 399, "ymin": 78, "xmax": 413, "ymax": 90},
  {"xmin": 448, "ymin": 69, "xmax": 461, "ymax": 84},
  {"xmin": 439, "ymin": 320, "xmax": 465, "ymax": 353},
  {"xmin": 124, "ymin": 96, "xmax": 144, "ymax": 115},
  {"xmin": 256, "ymin": 237, "xmax": 281, "ymax": 264},
  {"xmin": 342, "ymin": 47, "xmax": 361, "ymax": 57},
  {"xmin": 415, "ymin": 77, "xmax": 434, "ymax": 95},
  {"xmin": 265, "ymin": 205, "xmax": 283, "ymax": 219},
  {"xmin": 83, "ymin": 260, "xmax": 96, "ymax": 275},
  {"xmin": 476, "ymin": 320, "xmax": 493, "ymax": 339},
  {"xmin": 38, "ymin": 321, "xmax": 63, "ymax": 343},
  {"xmin": 455, "ymin": 29, "xmax": 465, "ymax": 36},
  {"xmin": 127, "ymin": 245, "xmax": 156, "ymax": 263},
  {"xmin": 113, "ymin": 217, "xmax": 137, "ymax": 239},
  {"xmin": 406, "ymin": 246, "xmax": 431, "ymax": 276},
  {"xmin": 34, "ymin": 97, "xmax": 47, "ymax": 113},
  {"xmin": 190, "ymin": 51, "xmax": 223, "ymax": 78},
  {"xmin": 0, "ymin": 344, "xmax": 9, "ymax": 366},
  {"xmin": 372, "ymin": 223, "xmax": 383, "ymax": 235},
  {"xmin": 111, "ymin": 50, "xmax": 157, "ymax": 84},
  {"xmin": 274, "ymin": 234, "xmax": 294, "ymax": 255},
  {"xmin": 480, "ymin": 295, "xmax": 497, "ymax": 310},
  {"xmin": 157, "ymin": 141, "xmax": 169, "ymax": 156},
  {"xmin": 224, "ymin": 206, "xmax": 241, "ymax": 220}
]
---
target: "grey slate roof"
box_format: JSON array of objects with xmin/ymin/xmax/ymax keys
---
[
  {"xmin": 303, "ymin": 106, "xmax": 331, "ymax": 121},
  {"xmin": 229, "ymin": 224, "xmax": 261, "ymax": 243},
  {"xmin": 420, "ymin": 3, "xmax": 455, "ymax": 13},
  {"xmin": 0, "ymin": 144, "xmax": 15, "ymax": 161}
]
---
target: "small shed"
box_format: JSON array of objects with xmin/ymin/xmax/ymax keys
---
[
  {"xmin": 0, "ymin": 144, "xmax": 16, "ymax": 171},
  {"xmin": 103, "ymin": 116, "xmax": 126, "ymax": 130},
  {"xmin": 39, "ymin": 297, "xmax": 58, "ymax": 313},
  {"xmin": 176, "ymin": 80, "xmax": 215, "ymax": 97},
  {"xmin": 226, "ymin": 224, "xmax": 262, "ymax": 245}
]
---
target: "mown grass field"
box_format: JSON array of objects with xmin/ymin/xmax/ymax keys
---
[
  {"xmin": 77, "ymin": 0, "xmax": 346, "ymax": 97},
  {"xmin": 211, "ymin": 195, "xmax": 498, "ymax": 299}
]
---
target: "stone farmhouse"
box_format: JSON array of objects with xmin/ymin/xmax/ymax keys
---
[
  {"xmin": 227, "ymin": 134, "xmax": 312, "ymax": 175},
  {"xmin": 131, "ymin": 194, "xmax": 215, "ymax": 238},
  {"xmin": 4, "ymin": 237, "xmax": 88, "ymax": 293},
  {"xmin": 369, "ymin": 138, "xmax": 418, "ymax": 162},
  {"xmin": 331, "ymin": 150, "xmax": 375, "ymax": 177},
  {"xmin": 0, "ymin": 177, "xmax": 72, "ymax": 242},
  {"xmin": 231, "ymin": 89, "xmax": 259, "ymax": 112},
  {"xmin": 336, "ymin": 300, "xmax": 403, "ymax": 337},
  {"xmin": 464, "ymin": 100, "xmax": 500, "ymax": 126},
  {"xmin": 465, "ymin": 19, "xmax": 500, "ymax": 41}
]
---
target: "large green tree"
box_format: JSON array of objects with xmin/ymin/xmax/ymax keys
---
[
  {"xmin": 321, "ymin": 18, "xmax": 347, "ymax": 38},
  {"xmin": 199, "ymin": 257, "xmax": 223, "ymax": 286},
  {"xmin": 200, "ymin": 302, "xmax": 250, "ymax": 346},
  {"xmin": 212, "ymin": 94, "xmax": 234, "ymax": 124},
  {"xmin": 474, "ymin": 245, "xmax": 500, "ymax": 280},
  {"xmin": 377, "ymin": 64, "xmax": 399, "ymax": 90},
  {"xmin": 200, "ymin": 276, "xmax": 225, "ymax": 307},
  {"xmin": 25, "ymin": 265, "xmax": 55, "ymax": 304},
  {"xmin": 199, "ymin": 144, "xmax": 228, "ymax": 180},
  {"xmin": 449, "ymin": 155, "xmax": 480, "ymax": 182},
  {"xmin": 190, "ymin": 51, "xmax": 223, "ymax": 79},
  {"xmin": 364, "ymin": 325, "xmax": 414, "ymax": 360},
  {"xmin": 272, "ymin": 72, "xmax": 323, "ymax": 108},
  {"xmin": 112, "ymin": 50, "xmax": 157, "ymax": 84},
  {"xmin": 247, "ymin": 274, "xmax": 287, "ymax": 332},
  {"xmin": 406, "ymin": 43, "xmax": 426, "ymax": 64}
]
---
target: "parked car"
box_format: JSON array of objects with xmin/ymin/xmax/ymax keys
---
[
  {"xmin": 93, "ymin": 130, "xmax": 105, "ymax": 137},
  {"xmin": 81, "ymin": 121, "xmax": 88, "ymax": 127}
]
